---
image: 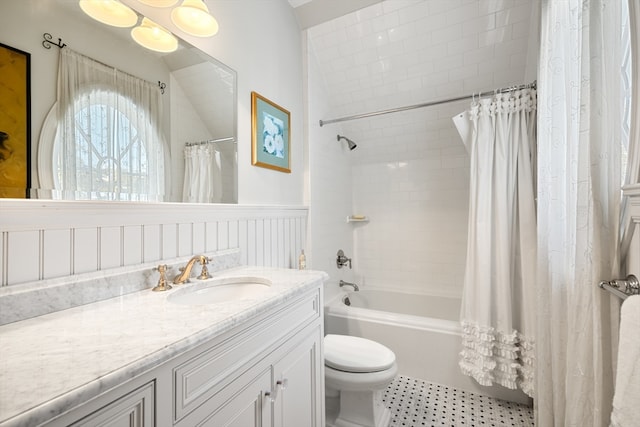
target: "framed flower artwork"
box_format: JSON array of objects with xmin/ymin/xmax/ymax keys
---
[{"xmin": 251, "ymin": 91, "xmax": 290, "ymax": 173}]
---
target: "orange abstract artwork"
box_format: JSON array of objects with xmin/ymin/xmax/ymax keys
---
[{"xmin": 0, "ymin": 43, "xmax": 30, "ymax": 198}]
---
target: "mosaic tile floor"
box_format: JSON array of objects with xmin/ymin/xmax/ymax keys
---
[{"xmin": 382, "ymin": 375, "xmax": 535, "ymax": 427}]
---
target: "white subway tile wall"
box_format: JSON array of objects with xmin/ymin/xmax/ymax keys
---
[
  {"xmin": 308, "ymin": 0, "xmax": 534, "ymax": 296},
  {"xmin": 0, "ymin": 203, "xmax": 307, "ymax": 287}
]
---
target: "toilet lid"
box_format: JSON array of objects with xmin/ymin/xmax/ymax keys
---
[{"xmin": 324, "ymin": 334, "xmax": 396, "ymax": 373}]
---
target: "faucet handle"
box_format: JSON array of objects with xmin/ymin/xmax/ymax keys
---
[
  {"xmin": 152, "ymin": 264, "xmax": 172, "ymax": 292},
  {"xmin": 336, "ymin": 250, "xmax": 352, "ymax": 269},
  {"xmin": 198, "ymin": 264, "xmax": 210, "ymax": 280},
  {"xmin": 197, "ymin": 256, "xmax": 212, "ymax": 280}
]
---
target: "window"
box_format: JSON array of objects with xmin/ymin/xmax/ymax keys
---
[
  {"xmin": 53, "ymin": 89, "xmax": 161, "ymax": 201},
  {"xmin": 45, "ymin": 48, "xmax": 166, "ymax": 201}
]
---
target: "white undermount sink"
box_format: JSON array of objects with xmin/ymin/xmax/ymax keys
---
[{"xmin": 167, "ymin": 276, "xmax": 272, "ymax": 305}]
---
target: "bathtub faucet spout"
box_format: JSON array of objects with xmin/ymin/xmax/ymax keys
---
[{"xmin": 339, "ymin": 280, "xmax": 359, "ymax": 291}]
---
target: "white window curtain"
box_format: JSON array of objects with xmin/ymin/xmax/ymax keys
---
[
  {"xmin": 457, "ymin": 89, "xmax": 537, "ymax": 397},
  {"xmin": 536, "ymin": 0, "xmax": 626, "ymax": 425},
  {"xmin": 56, "ymin": 48, "xmax": 166, "ymax": 201},
  {"xmin": 182, "ymin": 144, "xmax": 222, "ymax": 203}
]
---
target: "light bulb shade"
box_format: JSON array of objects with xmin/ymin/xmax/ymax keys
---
[
  {"xmin": 171, "ymin": 0, "xmax": 219, "ymax": 37},
  {"xmin": 131, "ymin": 18, "xmax": 178, "ymax": 53},
  {"xmin": 136, "ymin": 0, "xmax": 179, "ymax": 7},
  {"xmin": 78, "ymin": 0, "xmax": 138, "ymax": 28}
]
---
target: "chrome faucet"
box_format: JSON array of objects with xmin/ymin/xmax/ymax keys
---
[
  {"xmin": 172, "ymin": 255, "xmax": 211, "ymax": 284},
  {"xmin": 339, "ymin": 280, "xmax": 359, "ymax": 291}
]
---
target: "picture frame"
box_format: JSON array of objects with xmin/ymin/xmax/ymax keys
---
[
  {"xmin": 251, "ymin": 91, "xmax": 291, "ymax": 173},
  {"xmin": 0, "ymin": 42, "xmax": 31, "ymax": 198}
]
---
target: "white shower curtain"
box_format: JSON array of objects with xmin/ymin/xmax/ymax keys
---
[
  {"xmin": 458, "ymin": 88, "xmax": 537, "ymax": 397},
  {"xmin": 182, "ymin": 144, "xmax": 223, "ymax": 203},
  {"xmin": 536, "ymin": 0, "xmax": 626, "ymax": 425}
]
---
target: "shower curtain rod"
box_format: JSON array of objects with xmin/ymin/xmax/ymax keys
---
[
  {"xmin": 319, "ymin": 80, "xmax": 537, "ymax": 127},
  {"xmin": 185, "ymin": 137, "xmax": 236, "ymax": 147}
]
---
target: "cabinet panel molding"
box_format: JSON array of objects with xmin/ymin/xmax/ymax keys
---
[{"xmin": 70, "ymin": 381, "xmax": 155, "ymax": 427}]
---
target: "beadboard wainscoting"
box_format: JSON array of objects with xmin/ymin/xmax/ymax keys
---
[{"xmin": 0, "ymin": 201, "xmax": 308, "ymax": 287}]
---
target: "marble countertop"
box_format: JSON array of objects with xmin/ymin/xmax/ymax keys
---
[{"xmin": 0, "ymin": 266, "xmax": 327, "ymax": 427}]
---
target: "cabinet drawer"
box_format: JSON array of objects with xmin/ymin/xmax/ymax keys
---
[
  {"xmin": 174, "ymin": 289, "xmax": 320, "ymax": 422},
  {"xmin": 70, "ymin": 381, "xmax": 155, "ymax": 427}
]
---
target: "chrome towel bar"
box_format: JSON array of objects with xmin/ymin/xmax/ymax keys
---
[{"xmin": 599, "ymin": 275, "xmax": 640, "ymax": 300}]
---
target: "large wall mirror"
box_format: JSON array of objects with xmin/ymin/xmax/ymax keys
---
[{"xmin": 3, "ymin": 0, "xmax": 237, "ymax": 203}]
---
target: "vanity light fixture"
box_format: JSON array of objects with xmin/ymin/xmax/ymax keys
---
[
  {"xmin": 136, "ymin": 0, "xmax": 179, "ymax": 7},
  {"xmin": 131, "ymin": 17, "xmax": 178, "ymax": 52},
  {"xmin": 78, "ymin": 0, "xmax": 138, "ymax": 28},
  {"xmin": 170, "ymin": 0, "xmax": 219, "ymax": 37}
]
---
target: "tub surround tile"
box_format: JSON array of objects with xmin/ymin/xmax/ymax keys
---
[
  {"xmin": 0, "ymin": 265, "xmax": 328, "ymax": 427},
  {"xmin": 0, "ymin": 249, "xmax": 241, "ymax": 326}
]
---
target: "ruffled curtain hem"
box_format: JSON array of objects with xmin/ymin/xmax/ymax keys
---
[{"xmin": 459, "ymin": 320, "xmax": 535, "ymax": 398}]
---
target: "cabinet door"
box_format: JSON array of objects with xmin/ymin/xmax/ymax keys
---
[
  {"xmin": 197, "ymin": 369, "xmax": 272, "ymax": 427},
  {"xmin": 272, "ymin": 325, "xmax": 323, "ymax": 427}
]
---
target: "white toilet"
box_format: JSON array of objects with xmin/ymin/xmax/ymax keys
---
[{"xmin": 324, "ymin": 334, "xmax": 398, "ymax": 427}]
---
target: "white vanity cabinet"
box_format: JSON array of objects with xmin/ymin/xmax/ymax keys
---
[
  {"xmin": 173, "ymin": 288, "xmax": 323, "ymax": 427},
  {"xmin": 42, "ymin": 285, "xmax": 323, "ymax": 427},
  {"xmin": 185, "ymin": 323, "xmax": 323, "ymax": 427}
]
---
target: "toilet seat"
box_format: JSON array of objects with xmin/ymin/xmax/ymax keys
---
[
  {"xmin": 325, "ymin": 363, "xmax": 398, "ymax": 392},
  {"xmin": 324, "ymin": 334, "xmax": 396, "ymax": 373}
]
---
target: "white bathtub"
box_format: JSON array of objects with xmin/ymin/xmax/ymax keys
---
[{"xmin": 324, "ymin": 288, "xmax": 531, "ymax": 405}]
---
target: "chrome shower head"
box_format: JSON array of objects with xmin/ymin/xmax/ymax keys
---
[{"xmin": 337, "ymin": 135, "xmax": 357, "ymax": 150}]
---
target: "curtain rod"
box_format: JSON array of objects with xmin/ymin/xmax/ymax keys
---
[
  {"xmin": 185, "ymin": 137, "xmax": 236, "ymax": 147},
  {"xmin": 319, "ymin": 80, "xmax": 537, "ymax": 127},
  {"xmin": 41, "ymin": 32, "xmax": 167, "ymax": 94}
]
